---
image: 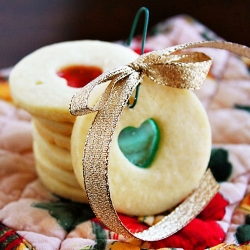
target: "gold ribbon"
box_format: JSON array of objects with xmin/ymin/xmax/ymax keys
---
[{"xmin": 69, "ymin": 41, "xmax": 250, "ymax": 241}]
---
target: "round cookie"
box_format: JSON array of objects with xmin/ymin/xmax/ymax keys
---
[
  {"xmin": 33, "ymin": 141, "xmax": 80, "ymax": 189},
  {"xmin": 32, "ymin": 126, "xmax": 72, "ymax": 171},
  {"xmin": 33, "ymin": 118, "xmax": 71, "ymax": 151},
  {"xmin": 71, "ymin": 76, "xmax": 211, "ymax": 216},
  {"xmin": 35, "ymin": 117, "xmax": 73, "ymax": 136},
  {"xmin": 9, "ymin": 40, "xmax": 139, "ymax": 123},
  {"xmin": 36, "ymin": 163, "xmax": 87, "ymax": 203}
]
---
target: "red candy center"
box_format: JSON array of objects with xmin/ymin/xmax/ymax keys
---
[{"xmin": 57, "ymin": 65, "xmax": 103, "ymax": 88}]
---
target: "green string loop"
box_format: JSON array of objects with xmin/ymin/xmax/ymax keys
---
[{"xmin": 126, "ymin": 7, "xmax": 149, "ymax": 108}]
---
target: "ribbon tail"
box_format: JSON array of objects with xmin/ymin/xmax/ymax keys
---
[
  {"xmin": 134, "ymin": 169, "xmax": 219, "ymax": 241},
  {"xmin": 143, "ymin": 40, "xmax": 250, "ymax": 59},
  {"xmin": 83, "ymin": 71, "xmax": 143, "ymax": 238},
  {"xmin": 183, "ymin": 40, "xmax": 250, "ymax": 59}
]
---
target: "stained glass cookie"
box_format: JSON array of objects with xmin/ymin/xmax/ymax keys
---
[
  {"xmin": 9, "ymin": 40, "xmax": 138, "ymax": 122},
  {"xmin": 71, "ymin": 75, "xmax": 211, "ymax": 216}
]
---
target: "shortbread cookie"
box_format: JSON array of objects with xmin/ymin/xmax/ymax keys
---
[
  {"xmin": 9, "ymin": 40, "xmax": 139, "ymax": 123},
  {"xmin": 36, "ymin": 163, "xmax": 87, "ymax": 202},
  {"xmin": 33, "ymin": 141, "xmax": 80, "ymax": 189},
  {"xmin": 35, "ymin": 117, "xmax": 73, "ymax": 136},
  {"xmin": 32, "ymin": 126, "xmax": 72, "ymax": 171},
  {"xmin": 71, "ymin": 76, "xmax": 211, "ymax": 216},
  {"xmin": 33, "ymin": 118, "xmax": 71, "ymax": 151}
]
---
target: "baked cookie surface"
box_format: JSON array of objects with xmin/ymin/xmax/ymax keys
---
[{"xmin": 9, "ymin": 40, "xmax": 139, "ymax": 122}]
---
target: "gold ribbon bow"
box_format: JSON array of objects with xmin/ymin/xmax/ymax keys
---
[{"xmin": 69, "ymin": 41, "xmax": 250, "ymax": 241}]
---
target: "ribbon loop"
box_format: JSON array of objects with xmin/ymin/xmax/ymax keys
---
[
  {"xmin": 129, "ymin": 51, "xmax": 212, "ymax": 89},
  {"xmin": 145, "ymin": 53, "xmax": 212, "ymax": 89}
]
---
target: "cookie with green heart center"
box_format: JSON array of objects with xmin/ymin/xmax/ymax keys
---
[
  {"xmin": 118, "ymin": 118, "xmax": 160, "ymax": 168},
  {"xmin": 71, "ymin": 76, "xmax": 211, "ymax": 216}
]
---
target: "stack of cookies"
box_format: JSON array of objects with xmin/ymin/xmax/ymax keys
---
[
  {"xmin": 9, "ymin": 39, "xmax": 213, "ymax": 217},
  {"xmin": 32, "ymin": 116, "xmax": 84, "ymax": 201},
  {"xmin": 9, "ymin": 40, "xmax": 139, "ymax": 202}
]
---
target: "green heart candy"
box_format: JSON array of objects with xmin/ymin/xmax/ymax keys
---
[{"xmin": 118, "ymin": 118, "xmax": 160, "ymax": 169}]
